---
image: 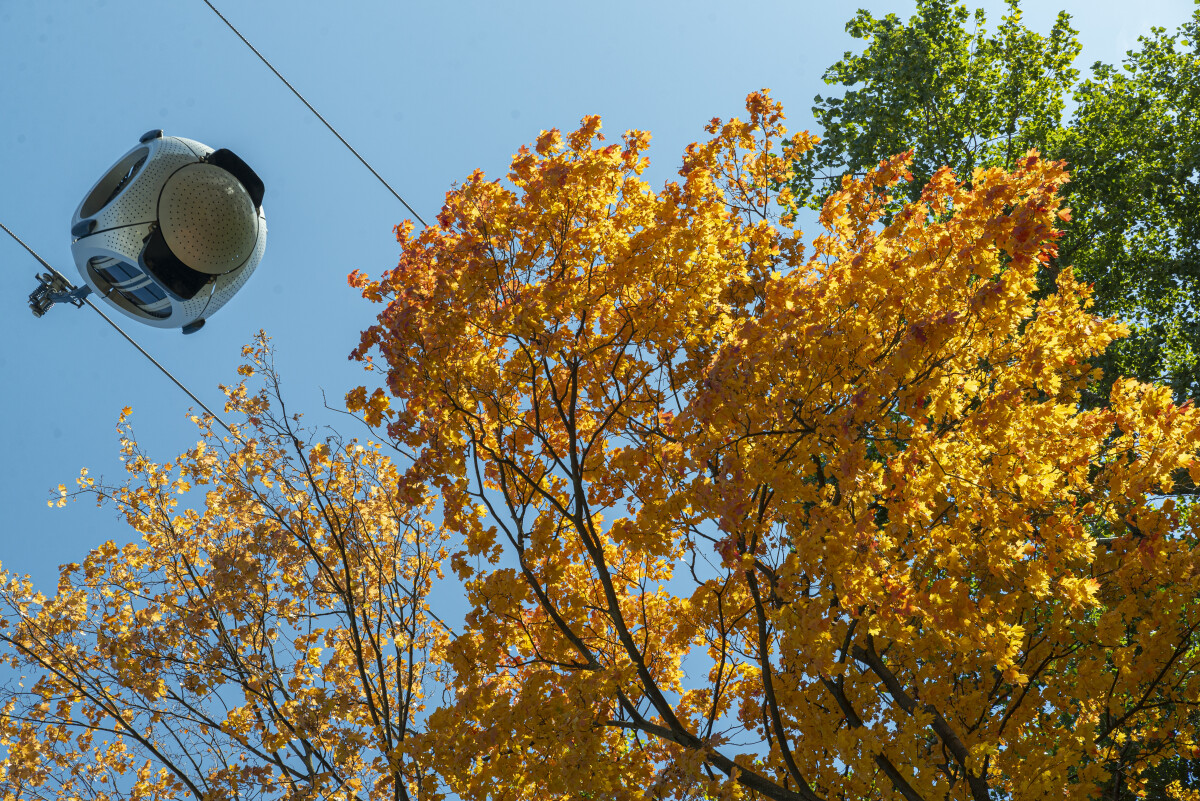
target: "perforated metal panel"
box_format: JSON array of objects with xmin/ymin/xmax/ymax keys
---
[
  {"xmin": 172, "ymin": 137, "xmax": 214, "ymax": 160},
  {"xmin": 77, "ymin": 147, "xmax": 148, "ymax": 219},
  {"xmin": 75, "ymin": 139, "xmax": 199, "ymax": 234},
  {"xmin": 180, "ymin": 283, "xmax": 215, "ymax": 322},
  {"xmin": 158, "ymin": 164, "xmax": 258, "ymax": 275},
  {"xmin": 71, "ymin": 222, "xmax": 149, "ymax": 266}
]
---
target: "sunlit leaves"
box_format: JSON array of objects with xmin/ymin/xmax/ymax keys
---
[
  {"xmin": 347, "ymin": 92, "xmax": 1200, "ymax": 801},
  {"xmin": 1, "ymin": 337, "xmax": 448, "ymax": 801}
]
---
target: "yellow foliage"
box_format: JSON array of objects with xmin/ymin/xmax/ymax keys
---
[
  {"xmin": 348, "ymin": 91, "xmax": 1200, "ymax": 800},
  {"xmin": 0, "ymin": 336, "xmax": 448, "ymax": 801}
]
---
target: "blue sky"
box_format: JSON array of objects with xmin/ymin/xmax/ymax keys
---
[{"xmin": 1, "ymin": 0, "xmax": 1196, "ymax": 590}]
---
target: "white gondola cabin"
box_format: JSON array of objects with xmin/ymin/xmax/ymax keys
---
[{"xmin": 69, "ymin": 130, "xmax": 266, "ymax": 333}]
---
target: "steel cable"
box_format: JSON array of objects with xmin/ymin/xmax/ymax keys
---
[
  {"xmin": 199, "ymin": 0, "xmax": 430, "ymax": 228},
  {"xmin": 1, "ymin": 220, "xmax": 233, "ymax": 434}
]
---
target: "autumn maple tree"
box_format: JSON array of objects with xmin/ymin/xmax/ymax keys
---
[
  {"xmin": 0, "ymin": 348, "xmax": 449, "ymax": 801},
  {"xmin": 348, "ymin": 91, "xmax": 1200, "ymax": 800},
  {"xmin": 5, "ymin": 91, "xmax": 1200, "ymax": 801}
]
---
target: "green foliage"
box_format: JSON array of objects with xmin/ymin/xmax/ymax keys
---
[
  {"xmin": 794, "ymin": 0, "xmax": 1079, "ymax": 207},
  {"xmin": 1054, "ymin": 16, "xmax": 1200, "ymax": 404},
  {"xmin": 795, "ymin": 0, "xmax": 1200, "ymax": 404},
  {"xmin": 1139, "ymin": 756, "xmax": 1200, "ymax": 798}
]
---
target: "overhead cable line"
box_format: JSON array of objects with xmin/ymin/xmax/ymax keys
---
[
  {"xmin": 199, "ymin": 0, "xmax": 430, "ymax": 228},
  {"xmin": 1, "ymin": 221, "xmax": 233, "ymax": 435}
]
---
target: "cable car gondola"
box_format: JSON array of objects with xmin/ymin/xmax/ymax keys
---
[{"xmin": 68, "ymin": 130, "xmax": 267, "ymax": 334}]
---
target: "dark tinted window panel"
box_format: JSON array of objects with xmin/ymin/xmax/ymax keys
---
[
  {"xmin": 97, "ymin": 261, "xmax": 140, "ymax": 284},
  {"xmin": 127, "ymin": 283, "xmax": 166, "ymax": 305},
  {"xmin": 86, "ymin": 257, "xmax": 170, "ymax": 319},
  {"xmin": 116, "ymin": 287, "xmax": 169, "ymax": 318},
  {"xmin": 142, "ymin": 229, "xmax": 211, "ymax": 300}
]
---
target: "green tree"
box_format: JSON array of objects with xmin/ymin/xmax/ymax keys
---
[{"xmin": 794, "ymin": 0, "xmax": 1200, "ymax": 406}]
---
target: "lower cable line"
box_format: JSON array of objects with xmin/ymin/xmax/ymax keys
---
[
  {"xmin": 82, "ymin": 298, "xmax": 233, "ymax": 435},
  {"xmin": 2, "ymin": 220, "xmax": 233, "ymax": 434}
]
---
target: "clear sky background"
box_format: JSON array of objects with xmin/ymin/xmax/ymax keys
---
[{"xmin": 0, "ymin": 0, "xmax": 1196, "ymax": 592}]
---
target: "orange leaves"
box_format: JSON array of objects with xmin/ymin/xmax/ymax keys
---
[
  {"xmin": 345, "ymin": 385, "xmax": 393, "ymax": 427},
  {"xmin": 339, "ymin": 90, "xmax": 1200, "ymax": 801},
  {"xmin": 535, "ymin": 127, "xmax": 564, "ymax": 155},
  {"xmin": 566, "ymin": 114, "xmax": 603, "ymax": 150}
]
